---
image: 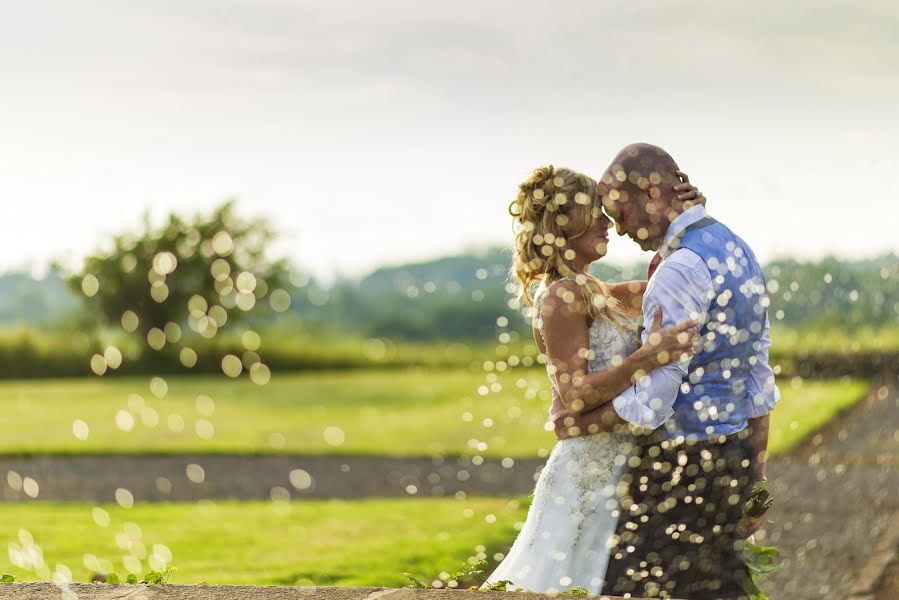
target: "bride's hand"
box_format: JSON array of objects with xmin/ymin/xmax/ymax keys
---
[
  {"xmin": 674, "ymin": 170, "xmax": 705, "ymax": 206},
  {"xmin": 640, "ymin": 307, "xmax": 699, "ymax": 369}
]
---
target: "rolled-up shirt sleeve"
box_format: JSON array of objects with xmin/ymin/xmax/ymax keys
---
[
  {"xmin": 612, "ymin": 250, "xmax": 713, "ymax": 430},
  {"xmin": 745, "ymin": 312, "xmax": 781, "ymax": 418}
]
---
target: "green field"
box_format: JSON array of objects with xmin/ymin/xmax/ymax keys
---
[
  {"xmin": 0, "ymin": 495, "xmax": 529, "ymax": 586},
  {"xmin": 772, "ymin": 325, "xmax": 899, "ymax": 355},
  {"xmin": 0, "ymin": 368, "xmax": 549, "ymax": 456},
  {"xmin": 766, "ymin": 377, "xmax": 869, "ymax": 455},
  {"xmin": 0, "ymin": 370, "xmax": 868, "ymax": 457}
]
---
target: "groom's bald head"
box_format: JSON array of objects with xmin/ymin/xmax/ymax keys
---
[
  {"xmin": 606, "ymin": 143, "xmax": 680, "ymax": 188},
  {"xmin": 598, "ymin": 143, "xmax": 695, "ymax": 251}
]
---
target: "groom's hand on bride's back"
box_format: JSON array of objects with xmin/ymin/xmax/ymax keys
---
[
  {"xmin": 640, "ymin": 306, "xmax": 700, "ymax": 368},
  {"xmin": 552, "ymin": 404, "xmax": 622, "ymax": 440}
]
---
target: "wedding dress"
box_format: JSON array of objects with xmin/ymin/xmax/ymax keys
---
[{"xmin": 480, "ymin": 284, "xmax": 639, "ymax": 594}]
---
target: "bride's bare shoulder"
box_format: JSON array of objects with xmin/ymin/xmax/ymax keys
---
[{"xmin": 539, "ymin": 279, "xmax": 589, "ymax": 322}]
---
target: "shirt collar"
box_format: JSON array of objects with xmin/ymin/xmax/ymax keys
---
[{"xmin": 658, "ymin": 204, "xmax": 708, "ymax": 258}]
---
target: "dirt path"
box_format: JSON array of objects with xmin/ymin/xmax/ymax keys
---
[
  {"xmin": 1, "ymin": 452, "xmax": 545, "ymax": 503},
  {"xmin": 758, "ymin": 375, "xmax": 899, "ymax": 598}
]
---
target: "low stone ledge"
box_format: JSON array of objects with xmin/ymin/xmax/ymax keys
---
[{"xmin": 0, "ymin": 584, "xmax": 660, "ymax": 600}]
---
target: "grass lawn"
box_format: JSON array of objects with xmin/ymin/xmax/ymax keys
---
[
  {"xmin": 0, "ymin": 368, "xmax": 550, "ymax": 457},
  {"xmin": 0, "ymin": 495, "xmax": 530, "ymax": 586},
  {"xmin": 766, "ymin": 377, "xmax": 869, "ymax": 456},
  {"xmin": 0, "ymin": 370, "xmax": 869, "ymax": 458},
  {"xmin": 771, "ymin": 325, "xmax": 899, "ymax": 355}
]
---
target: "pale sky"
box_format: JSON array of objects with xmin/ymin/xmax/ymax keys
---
[{"xmin": 2, "ymin": 0, "xmax": 897, "ymax": 283}]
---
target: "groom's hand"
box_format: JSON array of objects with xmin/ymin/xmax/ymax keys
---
[{"xmin": 737, "ymin": 514, "xmax": 766, "ymax": 538}]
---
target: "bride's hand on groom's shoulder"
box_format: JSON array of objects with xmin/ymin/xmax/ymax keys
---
[{"xmin": 639, "ymin": 307, "xmax": 700, "ymax": 369}]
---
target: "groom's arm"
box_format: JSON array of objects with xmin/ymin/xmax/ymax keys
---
[
  {"xmin": 608, "ymin": 280, "xmax": 647, "ymax": 318},
  {"xmin": 747, "ymin": 414, "xmax": 770, "ymax": 481},
  {"xmin": 609, "ymin": 250, "xmax": 713, "ymax": 430},
  {"xmin": 553, "ymin": 251, "xmax": 710, "ymax": 439},
  {"xmin": 745, "ymin": 312, "xmax": 780, "ymax": 481}
]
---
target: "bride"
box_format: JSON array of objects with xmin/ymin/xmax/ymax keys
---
[{"xmin": 480, "ymin": 166, "xmax": 699, "ymax": 593}]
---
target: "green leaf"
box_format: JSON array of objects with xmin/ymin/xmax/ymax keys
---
[
  {"xmin": 739, "ymin": 571, "xmax": 768, "ymax": 600},
  {"xmin": 143, "ymin": 571, "xmax": 162, "ymax": 584},
  {"xmin": 0, "ymin": 574, "xmax": 16, "ymax": 583},
  {"xmin": 744, "ymin": 542, "xmax": 783, "ymax": 576},
  {"xmin": 141, "ymin": 566, "xmax": 176, "ymax": 585},
  {"xmin": 740, "ymin": 541, "xmax": 782, "ymax": 600},
  {"xmin": 402, "ymin": 572, "xmax": 429, "ymax": 589},
  {"xmin": 126, "ymin": 574, "xmax": 139, "ymax": 584},
  {"xmin": 481, "ymin": 579, "xmax": 514, "ymax": 591},
  {"xmin": 744, "ymin": 543, "xmax": 780, "ymax": 560},
  {"xmin": 106, "ymin": 573, "xmax": 120, "ymax": 584},
  {"xmin": 447, "ymin": 559, "xmax": 487, "ymax": 584},
  {"xmin": 558, "ymin": 586, "xmax": 591, "ymax": 595}
]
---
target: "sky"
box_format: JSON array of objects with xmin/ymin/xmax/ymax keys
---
[{"xmin": 2, "ymin": 0, "xmax": 897, "ymax": 284}]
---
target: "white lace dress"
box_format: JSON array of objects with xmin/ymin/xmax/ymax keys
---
[{"xmin": 481, "ymin": 286, "xmax": 639, "ymax": 594}]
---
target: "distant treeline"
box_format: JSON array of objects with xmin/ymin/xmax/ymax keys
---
[
  {"xmin": 2, "ymin": 249, "xmax": 897, "ymax": 342},
  {"xmin": 279, "ymin": 249, "xmax": 899, "ymax": 340},
  {"xmin": 305, "ymin": 251, "xmax": 899, "ymax": 339}
]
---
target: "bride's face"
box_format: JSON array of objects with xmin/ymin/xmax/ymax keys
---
[{"xmin": 566, "ymin": 202, "xmax": 613, "ymax": 263}]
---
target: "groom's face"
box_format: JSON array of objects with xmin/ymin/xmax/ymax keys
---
[{"xmin": 599, "ymin": 186, "xmax": 657, "ymax": 251}]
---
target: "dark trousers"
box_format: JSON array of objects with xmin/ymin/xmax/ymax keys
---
[{"xmin": 601, "ymin": 431, "xmax": 756, "ymax": 600}]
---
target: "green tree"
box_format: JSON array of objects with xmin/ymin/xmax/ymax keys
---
[{"xmin": 63, "ymin": 200, "xmax": 290, "ymax": 351}]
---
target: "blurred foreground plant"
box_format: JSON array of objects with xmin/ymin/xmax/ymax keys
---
[
  {"xmin": 100, "ymin": 565, "xmax": 177, "ymax": 585},
  {"xmin": 405, "ymin": 558, "xmax": 508, "ymax": 590}
]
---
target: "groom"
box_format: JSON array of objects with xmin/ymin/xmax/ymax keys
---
[{"xmin": 554, "ymin": 143, "xmax": 780, "ymax": 599}]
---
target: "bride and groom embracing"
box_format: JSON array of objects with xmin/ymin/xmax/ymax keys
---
[{"xmin": 481, "ymin": 144, "xmax": 780, "ymax": 600}]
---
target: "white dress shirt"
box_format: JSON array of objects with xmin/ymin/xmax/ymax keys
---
[{"xmin": 611, "ymin": 205, "xmax": 781, "ymax": 431}]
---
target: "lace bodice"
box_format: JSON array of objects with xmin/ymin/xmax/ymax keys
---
[{"xmin": 534, "ymin": 282, "xmax": 640, "ymax": 419}]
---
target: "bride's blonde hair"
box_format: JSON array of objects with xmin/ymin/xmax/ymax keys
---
[{"xmin": 509, "ymin": 165, "xmax": 628, "ymax": 325}]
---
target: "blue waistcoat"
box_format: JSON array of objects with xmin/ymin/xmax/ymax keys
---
[{"xmin": 664, "ymin": 219, "xmax": 769, "ymax": 441}]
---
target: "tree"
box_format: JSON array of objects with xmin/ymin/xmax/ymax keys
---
[{"xmin": 63, "ymin": 200, "xmax": 291, "ymax": 354}]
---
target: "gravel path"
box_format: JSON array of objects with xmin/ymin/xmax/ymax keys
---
[
  {"xmin": 1, "ymin": 453, "xmax": 545, "ymax": 503},
  {"xmin": 757, "ymin": 374, "xmax": 898, "ymax": 598}
]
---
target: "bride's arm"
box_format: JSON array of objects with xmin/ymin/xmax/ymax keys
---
[
  {"xmin": 540, "ymin": 280, "xmax": 694, "ymax": 415},
  {"xmin": 607, "ymin": 280, "xmax": 646, "ymax": 317}
]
